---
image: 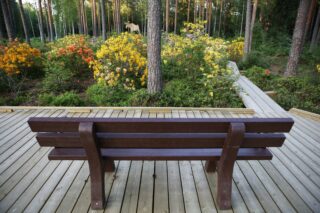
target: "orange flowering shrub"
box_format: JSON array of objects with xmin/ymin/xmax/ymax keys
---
[
  {"xmin": 0, "ymin": 40, "xmax": 41, "ymax": 76},
  {"xmin": 47, "ymin": 35, "xmax": 94, "ymax": 75}
]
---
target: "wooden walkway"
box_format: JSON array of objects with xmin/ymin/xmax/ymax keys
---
[{"xmin": 0, "ymin": 106, "xmax": 319, "ymax": 213}]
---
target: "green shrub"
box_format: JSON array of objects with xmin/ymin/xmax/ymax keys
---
[
  {"xmin": 42, "ymin": 61, "xmax": 75, "ymax": 93},
  {"xmin": 244, "ymin": 66, "xmax": 278, "ymax": 91},
  {"xmin": 238, "ymin": 51, "xmax": 271, "ymax": 70},
  {"xmin": 129, "ymin": 89, "xmax": 162, "ymax": 106},
  {"xmin": 38, "ymin": 92, "xmax": 84, "ymax": 106},
  {"xmin": 86, "ymin": 84, "xmax": 130, "ymax": 106}
]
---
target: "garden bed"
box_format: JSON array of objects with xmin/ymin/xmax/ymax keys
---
[{"xmin": 0, "ymin": 23, "xmax": 245, "ymax": 108}]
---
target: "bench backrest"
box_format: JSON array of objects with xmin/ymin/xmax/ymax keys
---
[{"xmin": 28, "ymin": 117, "xmax": 293, "ymax": 149}]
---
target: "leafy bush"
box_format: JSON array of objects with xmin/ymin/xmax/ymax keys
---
[
  {"xmin": 38, "ymin": 92, "xmax": 84, "ymax": 106},
  {"xmin": 274, "ymin": 78, "xmax": 320, "ymax": 113},
  {"xmin": 227, "ymin": 37, "xmax": 244, "ymax": 62},
  {"xmin": 91, "ymin": 33, "xmax": 147, "ymax": 90},
  {"xmin": 0, "ymin": 40, "xmax": 41, "ymax": 96},
  {"xmin": 238, "ymin": 51, "xmax": 271, "ymax": 70},
  {"xmin": 86, "ymin": 84, "xmax": 130, "ymax": 106},
  {"xmin": 0, "ymin": 40, "xmax": 41, "ymax": 76},
  {"xmin": 43, "ymin": 35, "xmax": 94, "ymax": 94},
  {"xmin": 46, "ymin": 35, "xmax": 94, "ymax": 76},
  {"xmin": 244, "ymin": 66, "xmax": 278, "ymax": 91}
]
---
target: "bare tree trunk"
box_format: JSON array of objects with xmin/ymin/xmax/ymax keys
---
[
  {"xmin": 77, "ymin": 0, "xmax": 83, "ymax": 34},
  {"xmin": 239, "ymin": 0, "xmax": 245, "ymax": 37},
  {"xmin": 100, "ymin": 0, "xmax": 106, "ymax": 40},
  {"xmin": 18, "ymin": 0, "xmax": 30, "ymax": 43},
  {"xmin": 206, "ymin": 0, "xmax": 212, "ymax": 35},
  {"xmin": 114, "ymin": 0, "xmax": 121, "ymax": 34},
  {"xmin": 194, "ymin": 0, "xmax": 197, "ymax": 23},
  {"xmin": 310, "ymin": 7, "xmax": 320, "ymax": 50},
  {"xmin": 174, "ymin": 0, "xmax": 178, "ymax": 34},
  {"xmin": 187, "ymin": 0, "xmax": 191, "ymax": 22},
  {"xmin": 92, "ymin": 0, "xmax": 97, "ymax": 37},
  {"xmin": 107, "ymin": 1, "xmax": 111, "ymax": 32},
  {"xmin": 6, "ymin": 0, "xmax": 16, "ymax": 38},
  {"xmin": 27, "ymin": 8, "xmax": 35, "ymax": 38},
  {"xmin": 47, "ymin": 0, "xmax": 54, "ymax": 41},
  {"xmin": 166, "ymin": 0, "xmax": 169, "ymax": 32},
  {"xmin": 38, "ymin": 0, "xmax": 45, "ymax": 41},
  {"xmin": 82, "ymin": 0, "xmax": 88, "ymax": 34},
  {"xmin": 243, "ymin": 0, "xmax": 252, "ymax": 60},
  {"xmin": 218, "ymin": 0, "xmax": 223, "ymax": 36},
  {"xmin": 213, "ymin": 0, "xmax": 217, "ymax": 34},
  {"xmin": 0, "ymin": 0, "xmax": 14, "ymax": 41},
  {"xmin": 249, "ymin": 0, "xmax": 258, "ymax": 51},
  {"xmin": 304, "ymin": 0, "xmax": 317, "ymax": 41},
  {"xmin": 147, "ymin": 0, "xmax": 162, "ymax": 94},
  {"xmin": 285, "ymin": 0, "xmax": 312, "ymax": 77}
]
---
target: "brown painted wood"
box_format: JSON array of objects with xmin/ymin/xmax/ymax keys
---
[
  {"xmin": 79, "ymin": 122, "xmax": 105, "ymax": 209},
  {"xmin": 28, "ymin": 117, "xmax": 294, "ymax": 133},
  {"xmin": 217, "ymin": 123, "xmax": 245, "ymax": 209},
  {"xmin": 36, "ymin": 132, "xmax": 286, "ymax": 148},
  {"xmin": 47, "ymin": 147, "xmax": 273, "ymax": 161}
]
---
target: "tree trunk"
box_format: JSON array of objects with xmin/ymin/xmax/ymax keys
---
[
  {"xmin": 82, "ymin": 0, "xmax": 88, "ymax": 34},
  {"xmin": 194, "ymin": 0, "xmax": 197, "ymax": 23},
  {"xmin": 0, "ymin": 0, "xmax": 14, "ymax": 41},
  {"xmin": 310, "ymin": 7, "xmax": 320, "ymax": 50},
  {"xmin": 239, "ymin": 0, "xmax": 245, "ymax": 37},
  {"xmin": 92, "ymin": 0, "xmax": 97, "ymax": 37},
  {"xmin": 201, "ymin": 0, "xmax": 205, "ymax": 21},
  {"xmin": 218, "ymin": 0, "xmax": 223, "ymax": 36},
  {"xmin": 27, "ymin": 8, "xmax": 35, "ymax": 38},
  {"xmin": 147, "ymin": 0, "xmax": 162, "ymax": 94},
  {"xmin": 107, "ymin": 1, "xmax": 111, "ymax": 32},
  {"xmin": 187, "ymin": 0, "xmax": 191, "ymax": 22},
  {"xmin": 114, "ymin": 0, "xmax": 121, "ymax": 34},
  {"xmin": 304, "ymin": 0, "xmax": 317, "ymax": 41},
  {"xmin": 18, "ymin": 0, "xmax": 30, "ymax": 43},
  {"xmin": 47, "ymin": 0, "xmax": 54, "ymax": 41},
  {"xmin": 213, "ymin": 0, "xmax": 217, "ymax": 34},
  {"xmin": 206, "ymin": 0, "xmax": 212, "ymax": 35},
  {"xmin": 249, "ymin": 0, "xmax": 258, "ymax": 51},
  {"xmin": 165, "ymin": 0, "xmax": 169, "ymax": 32},
  {"xmin": 243, "ymin": 0, "xmax": 252, "ymax": 60},
  {"xmin": 284, "ymin": 0, "xmax": 312, "ymax": 77},
  {"xmin": 100, "ymin": 0, "xmax": 106, "ymax": 40},
  {"xmin": 6, "ymin": 0, "xmax": 16, "ymax": 38},
  {"xmin": 174, "ymin": 0, "xmax": 178, "ymax": 34},
  {"xmin": 38, "ymin": 0, "xmax": 45, "ymax": 42}
]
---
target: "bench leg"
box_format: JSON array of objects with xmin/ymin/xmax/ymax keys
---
[
  {"xmin": 205, "ymin": 160, "xmax": 217, "ymax": 172},
  {"xmin": 216, "ymin": 123, "xmax": 245, "ymax": 210},
  {"xmin": 79, "ymin": 122, "xmax": 105, "ymax": 210},
  {"xmin": 104, "ymin": 159, "xmax": 115, "ymax": 172},
  {"xmin": 217, "ymin": 164, "xmax": 233, "ymax": 209}
]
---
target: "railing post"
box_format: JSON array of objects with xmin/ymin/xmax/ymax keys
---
[
  {"xmin": 217, "ymin": 122, "xmax": 245, "ymax": 209},
  {"xmin": 79, "ymin": 122, "xmax": 105, "ymax": 209}
]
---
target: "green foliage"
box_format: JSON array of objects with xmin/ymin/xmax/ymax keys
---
[
  {"xmin": 86, "ymin": 84, "xmax": 130, "ymax": 106},
  {"xmin": 238, "ymin": 51, "xmax": 271, "ymax": 70},
  {"xmin": 274, "ymin": 78, "xmax": 320, "ymax": 113},
  {"xmin": 38, "ymin": 92, "xmax": 84, "ymax": 106},
  {"xmin": 244, "ymin": 66, "xmax": 278, "ymax": 91},
  {"xmin": 42, "ymin": 61, "xmax": 75, "ymax": 93}
]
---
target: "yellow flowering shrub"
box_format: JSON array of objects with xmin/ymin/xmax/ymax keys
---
[
  {"xmin": 227, "ymin": 37, "xmax": 244, "ymax": 62},
  {"xmin": 91, "ymin": 33, "xmax": 147, "ymax": 90},
  {"xmin": 0, "ymin": 40, "xmax": 41, "ymax": 76}
]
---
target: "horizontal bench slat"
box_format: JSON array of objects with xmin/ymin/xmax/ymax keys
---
[
  {"xmin": 37, "ymin": 133, "xmax": 286, "ymax": 148},
  {"xmin": 28, "ymin": 117, "xmax": 294, "ymax": 133},
  {"xmin": 48, "ymin": 148, "xmax": 273, "ymax": 160}
]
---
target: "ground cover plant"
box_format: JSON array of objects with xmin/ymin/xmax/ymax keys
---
[{"xmin": 0, "ymin": 24, "xmax": 244, "ymax": 107}]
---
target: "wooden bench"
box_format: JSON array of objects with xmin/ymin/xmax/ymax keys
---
[{"xmin": 28, "ymin": 117, "xmax": 294, "ymax": 210}]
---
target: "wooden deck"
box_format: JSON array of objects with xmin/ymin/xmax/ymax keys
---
[{"xmin": 0, "ymin": 107, "xmax": 319, "ymax": 213}]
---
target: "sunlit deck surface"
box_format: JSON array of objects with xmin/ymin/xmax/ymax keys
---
[{"xmin": 0, "ymin": 107, "xmax": 319, "ymax": 213}]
